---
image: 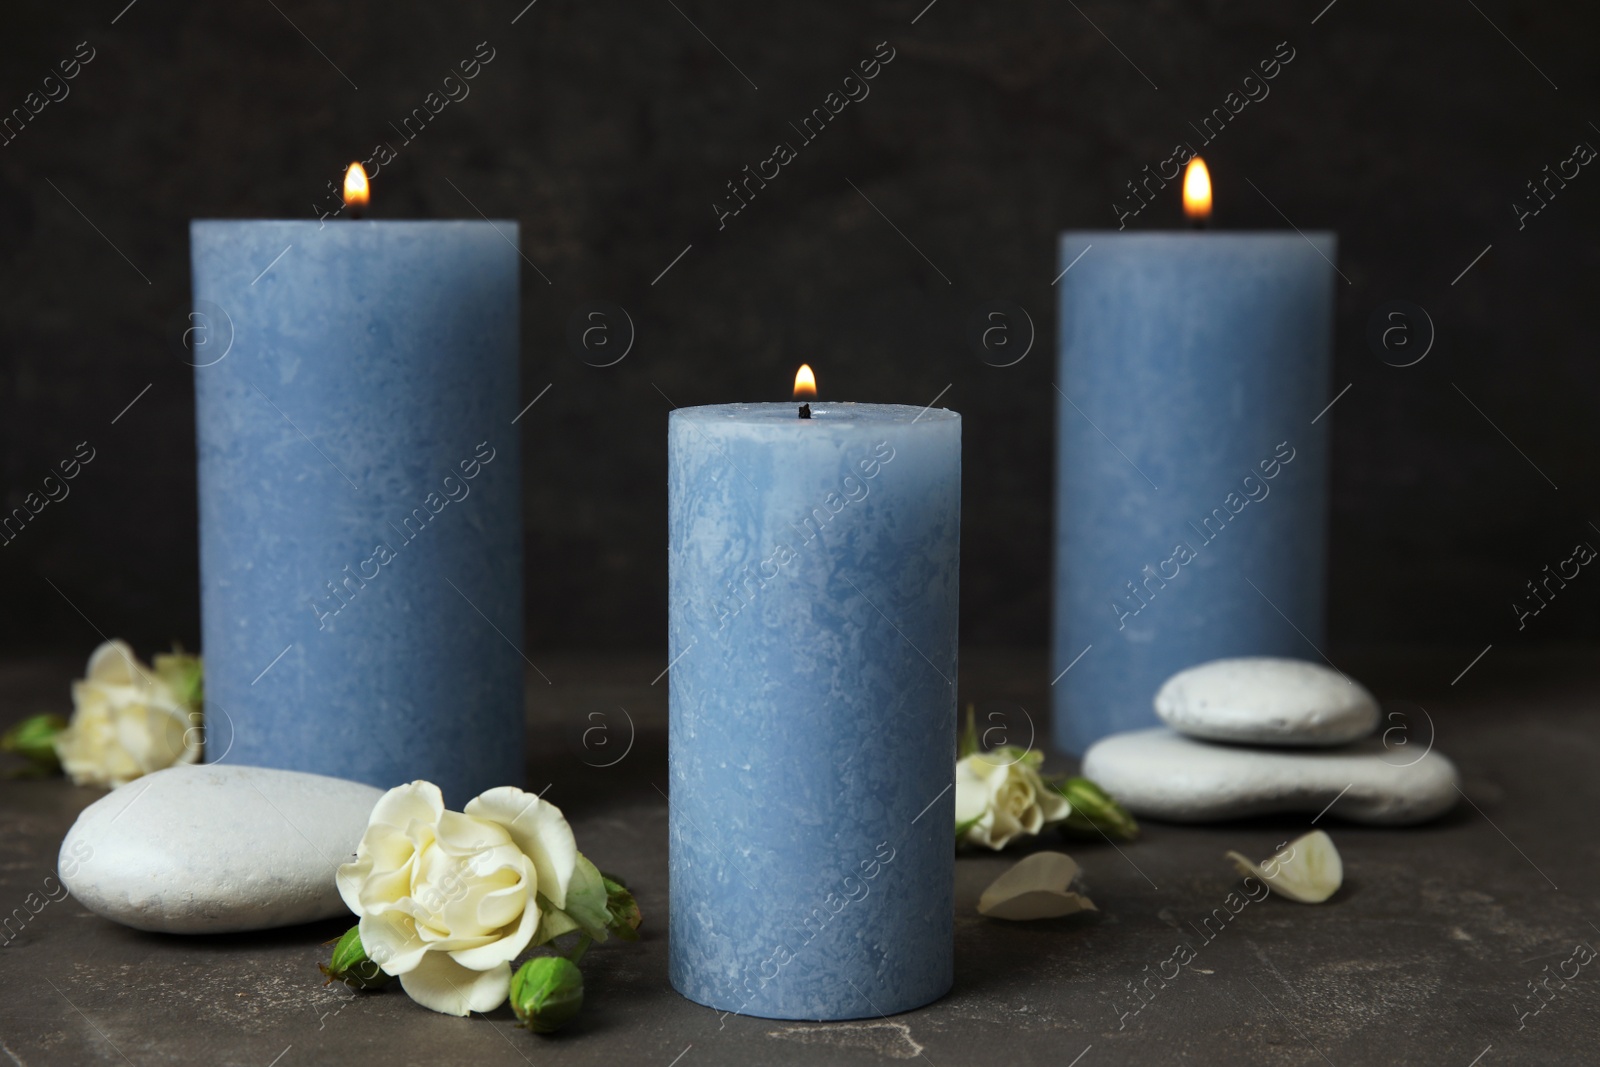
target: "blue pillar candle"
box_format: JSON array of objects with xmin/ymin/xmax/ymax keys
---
[
  {"xmin": 667, "ymin": 401, "xmax": 960, "ymax": 1020},
  {"xmin": 1053, "ymin": 232, "xmax": 1336, "ymax": 754},
  {"xmin": 190, "ymin": 219, "xmax": 523, "ymax": 804}
]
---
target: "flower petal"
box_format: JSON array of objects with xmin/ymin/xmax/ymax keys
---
[
  {"xmin": 414, "ymin": 928, "xmax": 498, "ymax": 955},
  {"xmin": 85, "ymin": 640, "xmax": 148, "ymax": 687},
  {"xmin": 977, "ymin": 851, "xmax": 1098, "ymax": 920},
  {"xmin": 961, "ymin": 752, "xmax": 999, "ymax": 782},
  {"xmin": 360, "ymin": 821, "xmax": 418, "ymax": 874},
  {"xmin": 434, "ymin": 810, "xmax": 513, "ymax": 855},
  {"xmin": 336, "ymin": 856, "xmax": 374, "ymax": 916},
  {"xmin": 469, "ymin": 866, "xmax": 534, "ymax": 933},
  {"xmin": 113, "ymin": 702, "xmax": 187, "ymax": 775},
  {"xmin": 399, "ymin": 954, "xmax": 512, "ymax": 1017},
  {"xmin": 359, "ymin": 911, "xmax": 430, "ymax": 976},
  {"xmin": 466, "ymin": 787, "xmax": 578, "ymax": 909},
  {"xmin": 1038, "ymin": 787, "xmax": 1072, "ymax": 825},
  {"xmin": 1226, "ymin": 830, "xmax": 1343, "ymax": 904},
  {"xmin": 987, "ymin": 808, "xmax": 1025, "ymax": 850},
  {"xmin": 953, "ymin": 762, "xmax": 987, "ymax": 823},
  {"xmin": 450, "ymin": 858, "xmax": 540, "ymax": 971},
  {"xmin": 436, "ymin": 847, "xmax": 524, "ymax": 932},
  {"xmin": 369, "ymin": 781, "xmax": 445, "ymax": 834}
]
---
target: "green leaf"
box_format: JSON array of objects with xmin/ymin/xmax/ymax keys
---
[
  {"xmin": 534, "ymin": 905, "xmax": 581, "ymax": 945},
  {"xmin": 537, "ymin": 854, "xmax": 611, "ymax": 946},
  {"xmin": 1, "ymin": 713, "xmax": 68, "ymax": 776},
  {"xmin": 954, "ymin": 813, "xmax": 983, "ymax": 842},
  {"xmin": 958, "ymin": 704, "xmax": 979, "ymax": 760}
]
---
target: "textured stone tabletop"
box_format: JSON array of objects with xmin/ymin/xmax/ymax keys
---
[{"xmin": 2, "ymin": 647, "xmax": 1596, "ymax": 1066}]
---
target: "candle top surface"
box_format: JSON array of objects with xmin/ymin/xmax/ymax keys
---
[
  {"xmin": 191, "ymin": 219, "xmax": 515, "ymax": 231},
  {"xmin": 1059, "ymin": 229, "xmax": 1334, "ymax": 241},
  {"xmin": 673, "ymin": 402, "xmax": 958, "ymax": 424}
]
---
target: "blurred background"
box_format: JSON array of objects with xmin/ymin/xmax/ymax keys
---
[{"xmin": 1, "ymin": 0, "xmax": 1594, "ymax": 655}]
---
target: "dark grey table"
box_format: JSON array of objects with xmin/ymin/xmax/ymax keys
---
[{"xmin": 2, "ymin": 647, "xmax": 1595, "ymax": 1066}]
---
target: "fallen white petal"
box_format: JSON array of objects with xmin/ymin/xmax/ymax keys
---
[
  {"xmin": 977, "ymin": 851, "xmax": 1097, "ymax": 920},
  {"xmin": 1227, "ymin": 829, "xmax": 1343, "ymax": 904}
]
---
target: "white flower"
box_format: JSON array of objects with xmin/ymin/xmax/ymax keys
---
[
  {"xmin": 954, "ymin": 748, "xmax": 1071, "ymax": 850},
  {"xmin": 53, "ymin": 640, "xmax": 199, "ymax": 788},
  {"xmin": 336, "ymin": 781, "xmax": 607, "ymax": 1017}
]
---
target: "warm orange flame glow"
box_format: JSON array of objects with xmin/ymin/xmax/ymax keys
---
[
  {"xmin": 343, "ymin": 162, "xmax": 370, "ymax": 213},
  {"xmin": 1183, "ymin": 157, "xmax": 1212, "ymax": 220},
  {"xmin": 793, "ymin": 364, "xmax": 817, "ymax": 399}
]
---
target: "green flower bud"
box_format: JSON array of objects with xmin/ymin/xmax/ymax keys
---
[
  {"xmin": 1056, "ymin": 777, "xmax": 1139, "ymax": 841},
  {"xmin": 602, "ymin": 874, "xmax": 642, "ymax": 941},
  {"xmin": 318, "ymin": 925, "xmax": 392, "ymax": 990},
  {"xmin": 2, "ymin": 713, "xmax": 68, "ymax": 776},
  {"xmin": 510, "ymin": 956, "xmax": 584, "ymax": 1033}
]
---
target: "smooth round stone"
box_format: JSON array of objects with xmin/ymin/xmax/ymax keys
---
[
  {"xmin": 1155, "ymin": 657, "xmax": 1379, "ymax": 746},
  {"xmin": 60, "ymin": 764, "xmax": 382, "ymax": 933},
  {"xmin": 1082, "ymin": 728, "xmax": 1459, "ymax": 825}
]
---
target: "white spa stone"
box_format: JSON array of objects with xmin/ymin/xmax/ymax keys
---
[
  {"xmin": 1154, "ymin": 657, "xmax": 1379, "ymax": 746},
  {"xmin": 1081, "ymin": 728, "xmax": 1459, "ymax": 825},
  {"xmin": 59, "ymin": 764, "xmax": 383, "ymax": 933}
]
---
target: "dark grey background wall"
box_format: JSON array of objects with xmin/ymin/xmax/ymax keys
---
[{"xmin": 1, "ymin": 1, "xmax": 1595, "ymax": 655}]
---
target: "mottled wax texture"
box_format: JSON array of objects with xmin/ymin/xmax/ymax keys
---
[
  {"xmin": 1053, "ymin": 233, "xmax": 1336, "ymax": 755},
  {"xmin": 667, "ymin": 403, "xmax": 959, "ymax": 1020},
  {"xmin": 191, "ymin": 220, "xmax": 523, "ymax": 805}
]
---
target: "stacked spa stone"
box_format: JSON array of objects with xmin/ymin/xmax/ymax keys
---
[{"xmin": 1083, "ymin": 657, "xmax": 1459, "ymax": 825}]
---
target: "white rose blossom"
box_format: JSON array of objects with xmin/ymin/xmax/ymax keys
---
[
  {"xmin": 53, "ymin": 640, "xmax": 200, "ymax": 788},
  {"xmin": 336, "ymin": 781, "xmax": 610, "ymax": 1017},
  {"xmin": 954, "ymin": 748, "xmax": 1071, "ymax": 851}
]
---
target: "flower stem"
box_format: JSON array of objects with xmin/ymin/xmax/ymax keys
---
[{"xmin": 567, "ymin": 932, "xmax": 594, "ymax": 964}]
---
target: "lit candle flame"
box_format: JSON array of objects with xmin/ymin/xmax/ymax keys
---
[
  {"xmin": 794, "ymin": 364, "xmax": 817, "ymax": 399},
  {"xmin": 343, "ymin": 162, "xmax": 370, "ymax": 216},
  {"xmin": 1183, "ymin": 157, "xmax": 1212, "ymax": 221}
]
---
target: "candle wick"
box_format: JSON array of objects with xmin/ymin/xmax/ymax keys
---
[
  {"xmin": 798, "ymin": 403, "xmax": 811, "ymax": 420},
  {"xmin": 348, "ymin": 205, "xmax": 365, "ymax": 221}
]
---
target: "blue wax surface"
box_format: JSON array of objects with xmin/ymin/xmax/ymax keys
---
[
  {"xmin": 1053, "ymin": 232, "xmax": 1336, "ymax": 754},
  {"xmin": 191, "ymin": 220, "xmax": 523, "ymax": 805},
  {"xmin": 667, "ymin": 402, "xmax": 960, "ymax": 1020}
]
